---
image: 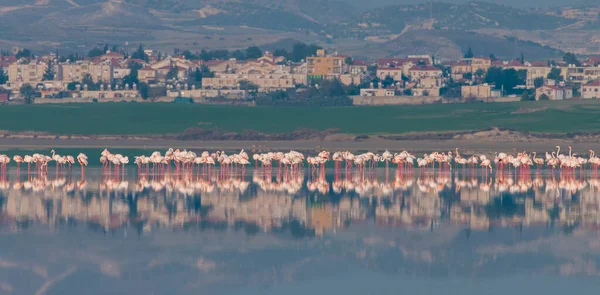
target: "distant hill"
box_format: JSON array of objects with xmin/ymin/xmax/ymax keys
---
[
  {"xmin": 0, "ymin": 0, "xmax": 597, "ymax": 59},
  {"xmin": 377, "ymin": 30, "xmax": 564, "ymax": 60},
  {"xmin": 333, "ymin": 1, "xmax": 577, "ymax": 39}
]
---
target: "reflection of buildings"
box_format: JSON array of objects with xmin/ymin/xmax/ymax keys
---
[{"xmin": 2, "ymin": 172, "xmax": 600, "ymax": 235}]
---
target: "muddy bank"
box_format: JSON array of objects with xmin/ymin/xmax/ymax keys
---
[{"xmin": 1, "ymin": 127, "xmax": 600, "ymax": 153}]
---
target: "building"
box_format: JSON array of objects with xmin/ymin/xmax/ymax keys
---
[
  {"xmin": 451, "ymin": 61, "xmax": 472, "ymax": 80},
  {"xmin": 202, "ymin": 73, "xmax": 304, "ymax": 91},
  {"xmin": 536, "ymin": 85, "xmax": 573, "ymax": 100},
  {"xmin": 307, "ymin": 49, "xmax": 345, "ymax": 78},
  {"xmin": 138, "ymin": 66, "xmax": 157, "ymax": 83},
  {"xmin": 582, "ymin": 80, "xmax": 600, "ymax": 99},
  {"xmin": 470, "ymin": 57, "xmax": 492, "ymax": 73},
  {"xmin": 377, "ymin": 68, "xmax": 404, "ymax": 81},
  {"xmin": 349, "ymin": 60, "xmax": 368, "ymax": 76},
  {"xmin": 100, "ymin": 51, "xmax": 124, "ymax": 61},
  {"xmin": 59, "ymin": 61, "xmax": 113, "ymax": 83},
  {"xmin": 526, "ymin": 65, "xmax": 552, "ymax": 88},
  {"xmin": 462, "ymin": 84, "xmax": 493, "ymax": 98},
  {"xmin": 408, "ymin": 66, "xmax": 443, "ymax": 82},
  {"xmin": 359, "ymin": 88, "xmax": 396, "ymax": 97},
  {"xmin": 8, "ymin": 62, "xmax": 47, "ymax": 84}
]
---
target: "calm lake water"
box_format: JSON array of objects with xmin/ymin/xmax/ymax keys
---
[{"xmin": 1, "ymin": 167, "xmax": 600, "ymax": 294}]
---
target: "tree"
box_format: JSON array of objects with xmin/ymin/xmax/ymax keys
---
[
  {"xmin": 463, "ymin": 72, "xmax": 473, "ymax": 80},
  {"xmin": 563, "ymin": 52, "xmax": 580, "ymax": 66},
  {"xmin": 289, "ymin": 43, "xmax": 321, "ymax": 62},
  {"xmin": 231, "ymin": 50, "xmax": 245, "ymax": 60},
  {"xmin": 20, "ymin": 84, "xmax": 36, "ymax": 104},
  {"xmin": 344, "ymin": 57, "xmax": 354, "ymax": 65},
  {"xmin": 521, "ymin": 90, "xmax": 535, "ymax": 101},
  {"xmin": 67, "ymin": 81, "xmax": 79, "ymax": 91},
  {"xmin": 87, "ymin": 47, "xmax": 104, "ymax": 58},
  {"xmin": 381, "ymin": 75, "xmax": 395, "ymax": 88},
  {"xmin": 0, "ymin": 67, "xmax": 7, "ymax": 84},
  {"xmin": 273, "ymin": 49, "xmax": 288, "ymax": 59},
  {"xmin": 539, "ymin": 94, "xmax": 550, "ymax": 101},
  {"xmin": 16, "ymin": 49, "xmax": 32, "ymax": 60},
  {"xmin": 245, "ymin": 46, "xmax": 262, "ymax": 59},
  {"xmin": 138, "ymin": 82, "xmax": 149, "ymax": 100},
  {"xmin": 81, "ymin": 73, "xmax": 100, "ymax": 90},
  {"xmin": 42, "ymin": 61, "xmax": 55, "ymax": 81},
  {"xmin": 166, "ymin": 67, "xmax": 179, "ymax": 80},
  {"xmin": 489, "ymin": 53, "xmax": 497, "ymax": 61},
  {"xmin": 464, "ymin": 46, "xmax": 474, "ymax": 58},
  {"xmin": 547, "ymin": 68, "xmax": 563, "ymax": 81},
  {"xmin": 520, "ymin": 52, "xmax": 525, "ymax": 65},
  {"xmin": 403, "ymin": 89, "xmax": 412, "ymax": 96},
  {"xmin": 484, "ymin": 67, "xmax": 524, "ymax": 94},
  {"xmin": 122, "ymin": 62, "xmax": 141, "ymax": 87},
  {"xmin": 474, "ymin": 69, "xmax": 485, "ymax": 79},
  {"xmin": 131, "ymin": 44, "xmax": 148, "ymax": 62},
  {"xmin": 239, "ymin": 80, "xmax": 259, "ymax": 98},
  {"xmin": 533, "ymin": 77, "xmax": 545, "ymax": 88}
]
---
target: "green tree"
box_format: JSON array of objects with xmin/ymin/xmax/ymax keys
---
[
  {"xmin": 547, "ymin": 68, "xmax": 563, "ymax": 81},
  {"xmin": 474, "ymin": 69, "xmax": 485, "ymax": 79},
  {"xmin": 464, "ymin": 46, "xmax": 474, "ymax": 58},
  {"xmin": 81, "ymin": 73, "xmax": 100, "ymax": 90},
  {"xmin": 87, "ymin": 47, "xmax": 104, "ymax": 58},
  {"xmin": 563, "ymin": 52, "xmax": 580, "ymax": 66},
  {"xmin": 232, "ymin": 50, "xmax": 245, "ymax": 60},
  {"xmin": 533, "ymin": 77, "xmax": 545, "ymax": 88},
  {"xmin": 273, "ymin": 49, "xmax": 288, "ymax": 59},
  {"xmin": 489, "ymin": 53, "xmax": 497, "ymax": 61},
  {"xmin": 42, "ymin": 61, "xmax": 55, "ymax": 81},
  {"xmin": 67, "ymin": 81, "xmax": 79, "ymax": 91},
  {"xmin": 0, "ymin": 67, "xmax": 8, "ymax": 84},
  {"xmin": 521, "ymin": 90, "xmax": 535, "ymax": 101},
  {"xmin": 245, "ymin": 46, "xmax": 262, "ymax": 59},
  {"xmin": 131, "ymin": 44, "xmax": 148, "ymax": 62},
  {"xmin": 484, "ymin": 67, "xmax": 524, "ymax": 94},
  {"xmin": 381, "ymin": 75, "xmax": 395, "ymax": 88},
  {"xmin": 16, "ymin": 49, "xmax": 32, "ymax": 60},
  {"xmin": 239, "ymin": 80, "xmax": 259, "ymax": 98},
  {"xmin": 344, "ymin": 57, "xmax": 354, "ymax": 65},
  {"xmin": 166, "ymin": 67, "xmax": 179, "ymax": 80},
  {"xmin": 20, "ymin": 84, "xmax": 36, "ymax": 104},
  {"xmin": 289, "ymin": 43, "xmax": 321, "ymax": 62},
  {"xmin": 520, "ymin": 52, "xmax": 525, "ymax": 65},
  {"xmin": 122, "ymin": 62, "xmax": 141, "ymax": 87},
  {"xmin": 138, "ymin": 82, "xmax": 149, "ymax": 100},
  {"xmin": 539, "ymin": 94, "xmax": 550, "ymax": 101},
  {"xmin": 403, "ymin": 89, "xmax": 412, "ymax": 96}
]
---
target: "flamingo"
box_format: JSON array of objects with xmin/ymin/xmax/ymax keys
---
[
  {"xmin": 13, "ymin": 155, "xmax": 23, "ymax": 171},
  {"xmin": 77, "ymin": 153, "xmax": 88, "ymax": 177}
]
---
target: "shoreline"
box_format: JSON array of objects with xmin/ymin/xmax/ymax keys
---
[{"xmin": 1, "ymin": 137, "xmax": 599, "ymax": 153}]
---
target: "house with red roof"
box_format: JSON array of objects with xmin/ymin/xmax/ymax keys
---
[{"xmin": 536, "ymin": 84, "xmax": 572, "ymax": 100}]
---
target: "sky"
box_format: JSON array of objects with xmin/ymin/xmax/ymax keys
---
[{"xmin": 340, "ymin": 0, "xmax": 592, "ymax": 9}]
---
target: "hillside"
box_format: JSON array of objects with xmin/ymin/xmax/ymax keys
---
[
  {"xmin": 332, "ymin": 1, "xmax": 577, "ymax": 39},
  {"xmin": 0, "ymin": 0, "xmax": 598, "ymax": 58},
  {"xmin": 376, "ymin": 30, "xmax": 564, "ymax": 60}
]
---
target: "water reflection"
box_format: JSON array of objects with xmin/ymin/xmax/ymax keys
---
[{"xmin": 1, "ymin": 169, "xmax": 600, "ymax": 236}]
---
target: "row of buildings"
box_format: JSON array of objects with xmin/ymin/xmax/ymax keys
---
[{"xmin": 3, "ymin": 48, "xmax": 600, "ymax": 101}]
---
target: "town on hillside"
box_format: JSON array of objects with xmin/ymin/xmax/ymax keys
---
[{"xmin": 1, "ymin": 44, "xmax": 600, "ymax": 105}]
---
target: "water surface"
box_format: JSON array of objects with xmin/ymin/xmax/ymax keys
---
[{"xmin": 1, "ymin": 168, "xmax": 600, "ymax": 294}]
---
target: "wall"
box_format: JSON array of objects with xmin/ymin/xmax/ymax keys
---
[{"xmin": 351, "ymin": 96, "xmax": 441, "ymax": 105}]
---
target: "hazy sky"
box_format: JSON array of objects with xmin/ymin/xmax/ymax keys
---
[{"xmin": 341, "ymin": 0, "xmax": 592, "ymax": 9}]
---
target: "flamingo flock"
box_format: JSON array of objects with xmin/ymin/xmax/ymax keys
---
[
  {"xmin": 0, "ymin": 151, "xmax": 88, "ymax": 176},
  {"xmin": 1, "ymin": 146, "xmax": 600, "ymax": 178}
]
